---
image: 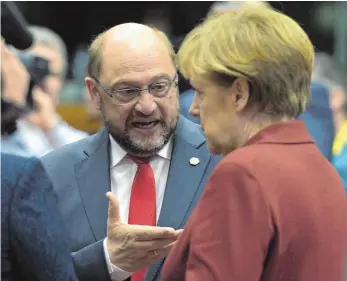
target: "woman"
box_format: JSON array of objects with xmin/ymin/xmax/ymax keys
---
[{"xmin": 162, "ymin": 7, "xmax": 347, "ymax": 281}]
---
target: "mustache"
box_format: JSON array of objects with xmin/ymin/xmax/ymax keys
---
[{"xmin": 126, "ymin": 112, "xmax": 164, "ymax": 124}]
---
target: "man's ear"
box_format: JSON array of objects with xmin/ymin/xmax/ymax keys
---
[
  {"xmin": 85, "ymin": 77, "xmax": 101, "ymax": 110},
  {"xmin": 230, "ymin": 77, "xmax": 249, "ymax": 112}
]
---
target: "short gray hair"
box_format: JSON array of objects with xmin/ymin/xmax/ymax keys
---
[{"xmin": 28, "ymin": 25, "xmax": 68, "ymax": 78}]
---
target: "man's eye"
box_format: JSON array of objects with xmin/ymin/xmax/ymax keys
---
[
  {"xmin": 118, "ymin": 89, "xmax": 138, "ymax": 95},
  {"xmin": 151, "ymin": 83, "xmax": 167, "ymax": 91}
]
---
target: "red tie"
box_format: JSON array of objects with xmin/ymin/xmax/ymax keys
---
[{"xmin": 128, "ymin": 156, "xmax": 156, "ymax": 281}]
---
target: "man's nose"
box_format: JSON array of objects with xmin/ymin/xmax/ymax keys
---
[{"xmin": 134, "ymin": 91, "xmax": 157, "ymax": 115}]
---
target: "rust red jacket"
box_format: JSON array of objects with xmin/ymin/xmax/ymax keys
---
[{"xmin": 162, "ymin": 120, "xmax": 347, "ymax": 281}]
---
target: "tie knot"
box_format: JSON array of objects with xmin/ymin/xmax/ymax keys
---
[{"xmin": 127, "ymin": 155, "xmax": 150, "ymax": 165}]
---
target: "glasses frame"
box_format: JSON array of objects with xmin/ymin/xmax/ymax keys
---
[{"xmin": 92, "ymin": 73, "xmax": 179, "ymax": 105}]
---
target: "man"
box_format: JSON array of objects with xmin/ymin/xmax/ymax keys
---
[
  {"xmin": 41, "ymin": 23, "xmax": 220, "ymax": 281},
  {"xmin": 13, "ymin": 26, "xmax": 87, "ymax": 157},
  {"xmin": 1, "ymin": 41, "xmax": 77, "ymax": 281}
]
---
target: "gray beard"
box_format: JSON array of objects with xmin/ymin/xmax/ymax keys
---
[{"xmin": 102, "ymin": 111, "xmax": 178, "ymax": 157}]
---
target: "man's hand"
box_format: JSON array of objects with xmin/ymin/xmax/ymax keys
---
[
  {"xmin": 1, "ymin": 40, "xmax": 29, "ymax": 107},
  {"xmin": 27, "ymin": 87, "xmax": 60, "ymax": 132},
  {"xmin": 106, "ymin": 192, "xmax": 182, "ymax": 273}
]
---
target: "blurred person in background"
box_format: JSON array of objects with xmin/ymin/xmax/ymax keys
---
[
  {"xmin": 163, "ymin": 7, "xmax": 347, "ymax": 281},
  {"xmin": 313, "ymin": 52, "xmax": 347, "ymax": 190},
  {"xmin": 1, "ymin": 37, "xmax": 31, "ymax": 157},
  {"xmin": 72, "ymin": 44, "xmax": 103, "ymax": 132},
  {"xmin": 297, "ymin": 82, "xmax": 335, "ymax": 161},
  {"xmin": 1, "ymin": 40, "xmax": 77, "ymax": 281},
  {"xmin": 12, "ymin": 26, "xmax": 88, "ymax": 157}
]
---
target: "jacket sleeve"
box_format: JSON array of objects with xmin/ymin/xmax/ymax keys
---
[
  {"xmin": 10, "ymin": 157, "xmax": 78, "ymax": 281},
  {"xmin": 71, "ymin": 239, "xmax": 111, "ymax": 281}
]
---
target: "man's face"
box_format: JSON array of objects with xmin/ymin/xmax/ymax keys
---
[
  {"xmin": 30, "ymin": 44, "xmax": 64, "ymax": 106},
  {"xmin": 89, "ymin": 39, "xmax": 179, "ymax": 157}
]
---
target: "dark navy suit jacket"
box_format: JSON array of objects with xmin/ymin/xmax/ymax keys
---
[
  {"xmin": 180, "ymin": 82, "xmax": 335, "ymax": 161},
  {"xmin": 41, "ymin": 116, "xmax": 221, "ymax": 281},
  {"xmin": 1, "ymin": 153, "xmax": 77, "ymax": 281}
]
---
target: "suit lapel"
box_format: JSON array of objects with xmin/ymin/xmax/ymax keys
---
[
  {"xmin": 75, "ymin": 129, "xmax": 111, "ymax": 241},
  {"xmin": 157, "ymin": 136, "xmax": 210, "ymax": 229},
  {"xmin": 146, "ymin": 117, "xmax": 211, "ymax": 281}
]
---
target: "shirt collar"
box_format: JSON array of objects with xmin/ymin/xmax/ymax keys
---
[{"xmin": 109, "ymin": 135, "xmax": 173, "ymax": 168}]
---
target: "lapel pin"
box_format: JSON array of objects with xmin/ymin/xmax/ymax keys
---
[{"xmin": 189, "ymin": 157, "xmax": 200, "ymax": 166}]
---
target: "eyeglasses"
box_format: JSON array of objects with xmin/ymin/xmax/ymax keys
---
[{"xmin": 92, "ymin": 74, "xmax": 178, "ymax": 105}]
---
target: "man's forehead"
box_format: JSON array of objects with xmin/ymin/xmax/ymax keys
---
[
  {"xmin": 100, "ymin": 46, "xmax": 172, "ymax": 79},
  {"xmin": 103, "ymin": 33, "xmax": 166, "ymax": 57},
  {"xmin": 100, "ymin": 64, "xmax": 176, "ymax": 86}
]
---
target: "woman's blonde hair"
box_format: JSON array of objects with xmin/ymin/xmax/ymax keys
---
[{"xmin": 178, "ymin": 7, "xmax": 314, "ymax": 117}]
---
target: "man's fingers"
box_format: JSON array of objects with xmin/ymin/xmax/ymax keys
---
[
  {"xmin": 130, "ymin": 238, "xmax": 178, "ymax": 250},
  {"xmin": 32, "ymin": 87, "xmax": 47, "ymax": 103},
  {"xmin": 148, "ymin": 242, "xmax": 177, "ymax": 262},
  {"xmin": 175, "ymin": 229, "xmax": 184, "ymax": 237},
  {"xmin": 131, "ymin": 225, "xmax": 180, "ymax": 241},
  {"xmin": 162, "ymin": 240, "xmax": 177, "ymax": 250},
  {"xmin": 106, "ymin": 192, "xmax": 122, "ymax": 225}
]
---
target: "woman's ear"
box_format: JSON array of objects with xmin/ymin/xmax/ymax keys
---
[{"xmin": 231, "ymin": 77, "xmax": 249, "ymax": 112}]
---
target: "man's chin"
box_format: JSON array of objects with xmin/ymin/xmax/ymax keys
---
[
  {"xmin": 108, "ymin": 119, "xmax": 176, "ymax": 157},
  {"xmin": 128, "ymin": 133, "xmax": 166, "ymax": 152}
]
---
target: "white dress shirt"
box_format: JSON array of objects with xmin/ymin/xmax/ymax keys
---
[{"xmin": 103, "ymin": 135, "xmax": 173, "ymax": 281}]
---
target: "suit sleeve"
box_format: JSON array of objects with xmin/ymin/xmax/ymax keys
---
[
  {"xmin": 70, "ymin": 236, "xmax": 131, "ymax": 281},
  {"xmin": 10, "ymin": 158, "xmax": 78, "ymax": 281},
  {"xmin": 185, "ymin": 163, "xmax": 274, "ymax": 281},
  {"xmin": 71, "ymin": 239, "xmax": 112, "ymax": 281}
]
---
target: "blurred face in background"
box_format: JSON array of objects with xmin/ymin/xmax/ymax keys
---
[
  {"xmin": 86, "ymin": 25, "xmax": 179, "ymax": 157},
  {"xmin": 329, "ymin": 86, "xmax": 346, "ymax": 114},
  {"xmin": 30, "ymin": 44, "xmax": 64, "ymax": 106}
]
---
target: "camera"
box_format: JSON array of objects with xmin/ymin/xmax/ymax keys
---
[
  {"xmin": 18, "ymin": 53, "xmax": 50, "ymax": 85},
  {"xmin": 1, "ymin": 1, "xmax": 50, "ymax": 135},
  {"xmin": 10, "ymin": 48, "xmax": 51, "ymax": 108},
  {"xmin": 1, "ymin": 1, "xmax": 51, "ymax": 108}
]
